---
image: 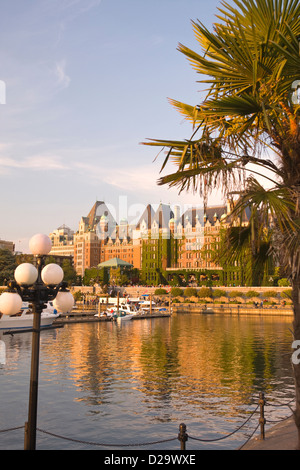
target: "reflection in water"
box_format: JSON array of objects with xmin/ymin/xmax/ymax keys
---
[{"xmin": 0, "ymin": 313, "xmax": 295, "ymax": 449}]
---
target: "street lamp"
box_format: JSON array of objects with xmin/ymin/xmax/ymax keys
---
[{"xmin": 0, "ymin": 233, "xmax": 74, "ymax": 450}]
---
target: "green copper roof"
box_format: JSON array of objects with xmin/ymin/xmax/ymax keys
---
[{"xmin": 98, "ymin": 257, "xmax": 133, "ymax": 268}]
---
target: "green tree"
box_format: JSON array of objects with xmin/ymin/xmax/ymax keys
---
[
  {"xmin": 0, "ymin": 249, "xmax": 16, "ymax": 284},
  {"xmin": 144, "ymin": 0, "xmax": 300, "ymax": 444},
  {"xmin": 110, "ymin": 267, "xmax": 130, "ymax": 287},
  {"xmin": 216, "ymin": 223, "xmax": 275, "ymax": 286},
  {"xmin": 83, "ymin": 267, "xmax": 108, "ymax": 286},
  {"xmin": 61, "ymin": 259, "xmax": 77, "ymax": 286}
]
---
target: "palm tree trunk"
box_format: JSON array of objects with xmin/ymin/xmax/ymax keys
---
[{"xmin": 292, "ymin": 276, "xmax": 300, "ymax": 449}]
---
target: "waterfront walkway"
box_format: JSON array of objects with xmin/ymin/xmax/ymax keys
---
[{"xmin": 241, "ymin": 417, "xmax": 298, "ymax": 450}]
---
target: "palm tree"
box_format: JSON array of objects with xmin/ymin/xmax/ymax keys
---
[
  {"xmin": 215, "ymin": 221, "xmax": 275, "ymax": 286},
  {"xmin": 143, "ymin": 0, "xmax": 300, "ymax": 446}
]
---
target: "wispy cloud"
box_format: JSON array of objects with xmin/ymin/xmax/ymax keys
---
[
  {"xmin": 54, "ymin": 60, "xmax": 71, "ymax": 89},
  {"xmin": 73, "ymin": 159, "xmax": 225, "ymax": 208},
  {"xmin": 74, "ymin": 161, "xmax": 159, "ymax": 193},
  {"xmin": 0, "ymin": 155, "xmax": 69, "ymax": 172}
]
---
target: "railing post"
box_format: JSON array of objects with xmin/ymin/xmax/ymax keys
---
[
  {"xmin": 24, "ymin": 421, "xmax": 29, "ymax": 449},
  {"xmin": 178, "ymin": 423, "xmax": 188, "ymax": 450},
  {"xmin": 259, "ymin": 392, "xmax": 266, "ymax": 440}
]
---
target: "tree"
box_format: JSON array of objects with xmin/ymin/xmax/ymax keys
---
[
  {"xmin": 216, "ymin": 223, "xmax": 275, "ymax": 286},
  {"xmin": 144, "ymin": 0, "xmax": 300, "ymax": 446},
  {"xmin": 61, "ymin": 259, "xmax": 77, "ymax": 286},
  {"xmin": 110, "ymin": 267, "xmax": 129, "ymax": 286},
  {"xmin": 83, "ymin": 267, "xmax": 108, "ymax": 286},
  {"xmin": 0, "ymin": 249, "xmax": 16, "ymax": 285}
]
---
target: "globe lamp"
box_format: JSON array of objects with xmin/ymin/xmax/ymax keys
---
[
  {"xmin": 41, "ymin": 263, "xmax": 64, "ymax": 286},
  {"xmin": 53, "ymin": 291, "xmax": 74, "ymax": 313},
  {"xmin": 29, "ymin": 233, "xmax": 52, "ymax": 256},
  {"xmin": 0, "ymin": 292, "xmax": 23, "ymax": 315},
  {"xmin": 14, "ymin": 263, "xmax": 38, "ymax": 286}
]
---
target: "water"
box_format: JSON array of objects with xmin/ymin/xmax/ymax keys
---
[{"xmin": 0, "ymin": 313, "xmax": 296, "ymax": 450}]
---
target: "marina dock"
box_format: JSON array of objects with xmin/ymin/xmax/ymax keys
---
[{"xmin": 53, "ymin": 310, "xmax": 171, "ymax": 326}]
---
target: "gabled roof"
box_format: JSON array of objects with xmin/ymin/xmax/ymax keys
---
[
  {"xmin": 87, "ymin": 201, "xmax": 116, "ymax": 229},
  {"xmin": 182, "ymin": 205, "xmax": 227, "ymax": 226},
  {"xmin": 135, "ymin": 204, "xmax": 155, "ymax": 230},
  {"xmin": 152, "ymin": 203, "xmax": 174, "ymax": 229}
]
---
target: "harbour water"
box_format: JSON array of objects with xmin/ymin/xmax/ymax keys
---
[{"xmin": 0, "ymin": 312, "xmax": 296, "ymax": 450}]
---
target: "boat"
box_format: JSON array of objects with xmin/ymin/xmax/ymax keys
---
[
  {"xmin": 94, "ymin": 305, "xmax": 135, "ymax": 321},
  {"xmin": 114, "ymin": 304, "xmax": 140, "ymax": 315},
  {"xmin": 0, "ymin": 301, "xmax": 60, "ymax": 332},
  {"xmin": 116, "ymin": 311, "xmax": 134, "ymax": 322},
  {"xmin": 107, "ymin": 306, "xmax": 134, "ymax": 321},
  {"xmin": 138, "ymin": 300, "xmax": 171, "ymax": 314}
]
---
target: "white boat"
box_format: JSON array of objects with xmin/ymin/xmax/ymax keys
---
[
  {"xmin": 109, "ymin": 305, "xmax": 135, "ymax": 321},
  {"xmin": 94, "ymin": 305, "xmax": 135, "ymax": 320},
  {"xmin": 0, "ymin": 301, "xmax": 60, "ymax": 332},
  {"xmin": 116, "ymin": 312, "xmax": 134, "ymax": 322},
  {"xmin": 114, "ymin": 304, "xmax": 139, "ymax": 315},
  {"xmin": 106, "ymin": 306, "xmax": 134, "ymax": 321}
]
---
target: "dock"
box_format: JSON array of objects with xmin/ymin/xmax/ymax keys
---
[
  {"xmin": 53, "ymin": 310, "xmax": 171, "ymax": 326},
  {"xmin": 53, "ymin": 311, "xmax": 112, "ymax": 325}
]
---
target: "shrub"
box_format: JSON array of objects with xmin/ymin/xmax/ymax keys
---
[
  {"xmin": 184, "ymin": 287, "xmax": 198, "ymax": 297},
  {"xmin": 213, "ymin": 289, "xmax": 227, "ymax": 298},
  {"xmin": 246, "ymin": 290, "xmax": 260, "ymax": 298},
  {"xmin": 262, "ymin": 290, "xmax": 278, "ymax": 298},
  {"xmin": 197, "ymin": 287, "xmax": 212, "ymax": 298},
  {"xmin": 278, "ymin": 278, "xmax": 290, "ymax": 287},
  {"xmin": 229, "ymin": 290, "xmax": 243, "ymax": 298},
  {"xmin": 154, "ymin": 288, "xmax": 167, "ymax": 295},
  {"xmin": 171, "ymin": 287, "xmax": 183, "ymax": 297}
]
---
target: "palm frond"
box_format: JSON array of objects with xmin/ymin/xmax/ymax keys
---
[{"xmin": 229, "ymin": 176, "xmax": 297, "ymax": 232}]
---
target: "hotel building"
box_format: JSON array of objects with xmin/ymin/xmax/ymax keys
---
[{"xmin": 49, "ymin": 199, "xmax": 250, "ymax": 284}]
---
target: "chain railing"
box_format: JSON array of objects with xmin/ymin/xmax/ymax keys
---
[{"xmin": 0, "ymin": 392, "xmax": 295, "ymax": 450}]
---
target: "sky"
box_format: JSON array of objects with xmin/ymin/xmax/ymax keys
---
[{"xmin": 0, "ymin": 0, "xmax": 228, "ymax": 252}]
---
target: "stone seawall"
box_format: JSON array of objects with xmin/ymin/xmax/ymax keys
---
[{"xmin": 172, "ymin": 303, "xmax": 293, "ymax": 316}]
